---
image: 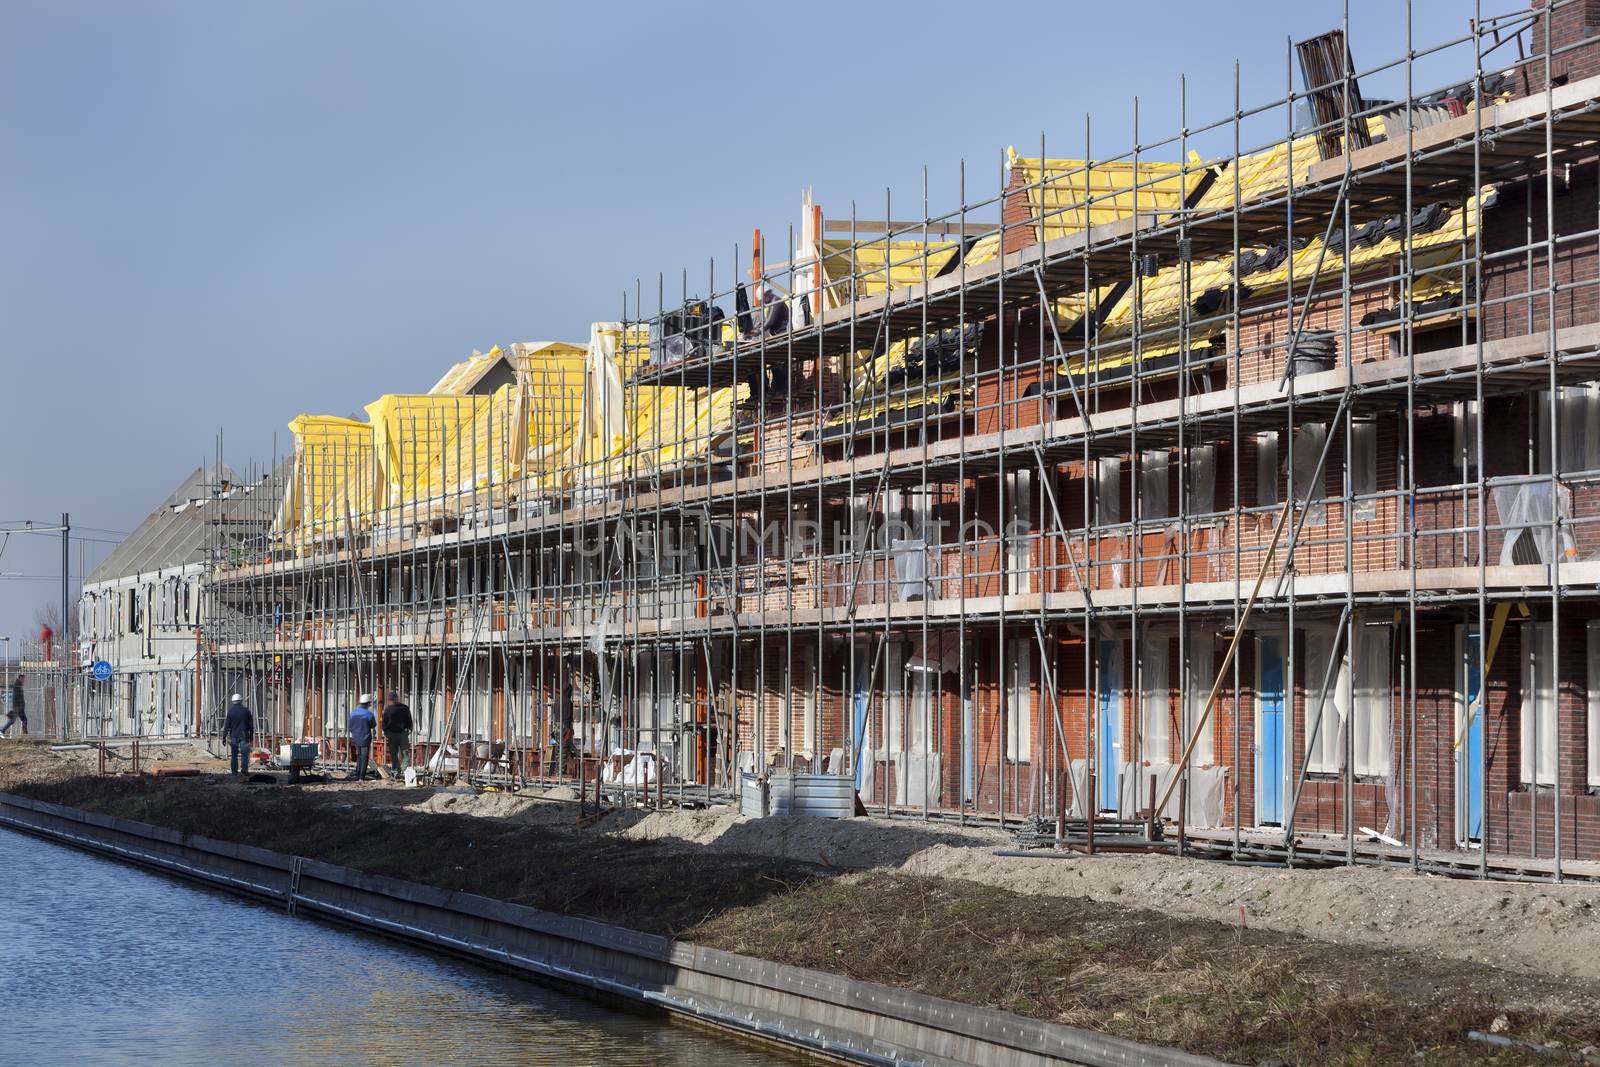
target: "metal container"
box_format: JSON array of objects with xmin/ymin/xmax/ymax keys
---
[
  {"xmin": 1289, "ymin": 351, "xmax": 1337, "ymax": 377},
  {"xmin": 278, "ymin": 743, "xmax": 318, "ymax": 766},
  {"xmin": 742, "ymin": 773, "xmax": 855, "ymax": 819},
  {"xmin": 1288, "ymin": 330, "xmax": 1338, "ymax": 377}
]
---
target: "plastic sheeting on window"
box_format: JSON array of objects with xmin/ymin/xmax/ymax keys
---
[
  {"xmin": 1096, "ymin": 457, "xmax": 1122, "ymax": 524},
  {"xmin": 857, "ymin": 743, "xmax": 875, "ymax": 800},
  {"xmin": 1288, "ymin": 421, "xmax": 1327, "ymax": 524},
  {"xmin": 893, "ymin": 752, "xmax": 943, "ymax": 807},
  {"xmin": 1256, "ymin": 432, "xmax": 1280, "ymax": 506},
  {"xmin": 1538, "ymin": 384, "xmax": 1600, "ymax": 474},
  {"xmin": 1352, "ymin": 625, "xmax": 1392, "ymax": 777},
  {"xmin": 891, "ymin": 538, "xmax": 928, "ymax": 601},
  {"xmin": 1130, "ymin": 761, "xmax": 1229, "ymax": 823},
  {"xmin": 1589, "ymin": 624, "xmax": 1600, "ymax": 789},
  {"xmin": 1116, "ymin": 760, "xmax": 1139, "ymax": 819},
  {"xmin": 906, "ymin": 632, "xmax": 963, "ymax": 675},
  {"xmin": 1186, "ymin": 765, "xmax": 1230, "ymax": 826},
  {"xmin": 1521, "ymin": 621, "xmax": 1558, "ymax": 786},
  {"xmin": 882, "ymin": 642, "xmax": 906, "ymax": 756},
  {"xmin": 1006, "ymin": 643, "xmax": 1032, "ymax": 763},
  {"xmin": 1351, "ymin": 419, "xmax": 1378, "ymax": 520},
  {"xmin": 1184, "ymin": 632, "xmax": 1217, "ymax": 765},
  {"xmin": 1304, "ymin": 626, "xmax": 1349, "ymax": 773},
  {"xmin": 1066, "ymin": 758, "xmax": 1090, "ymax": 818},
  {"xmin": 1097, "ymin": 457, "xmax": 1126, "ymax": 588},
  {"xmin": 1186, "ymin": 445, "xmax": 1216, "ymax": 518},
  {"xmin": 1493, "ymin": 480, "xmax": 1578, "ymax": 566},
  {"xmin": 1453, "ymin": 400, "xmax": 1480, "ymax": 472},
  {"xmin": 1006, "ymin": 471, "xmax": 1033, "ymax": 595},
  {"xmin": 1140, "ymin": 450, "xmax": 1170, "ymax": 522},
  {"xmin": 1139, "ymin": 635, "xmax": 1170, "ymax": 762},
  {"xmin": 1070, "ymin": 758, "xmax": 1222, "ymax": 826}
]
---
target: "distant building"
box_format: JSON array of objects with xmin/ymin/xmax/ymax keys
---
[{"xmin": 78, "ymin": 465, "xmax": 280, "ymax": 737}]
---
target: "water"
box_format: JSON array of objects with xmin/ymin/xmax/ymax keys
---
[{"xmin": 0, "ymin": 829, "xmax": 795, "ymax": 1066}]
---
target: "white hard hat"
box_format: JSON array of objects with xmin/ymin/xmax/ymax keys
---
[
  {"xmin": 359, "ymin": 693, "xmax": 373, "ymax": 704},
  {"xmin": 230, "ymin": 694, "xmax": 242, "ymax": 703}
]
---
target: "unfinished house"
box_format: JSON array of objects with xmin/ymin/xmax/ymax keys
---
[
  {"xmin": 207, "ymin": 0, "xmax": 1600, "ymax": 878},
  {"xmin": 78, "ymin": 465, "xmax": 280, "ymax": 738}
]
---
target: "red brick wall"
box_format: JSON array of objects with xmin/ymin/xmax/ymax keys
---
[
  {"xmin": 1002, "ymin": 169, "xmax": 1035, "ymax": 255},
  {"xmin": 1479, "ymin": 160, "xmax": 1600, "ymax": 342},
  {"xmin": 1518, "ymin": 0, "xmax": 1600, "ymax": 96}
]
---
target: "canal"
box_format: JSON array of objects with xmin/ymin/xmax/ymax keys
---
[{"xmin": 0, "ymin": 829, "xmax": 797, "ymax": 1065}]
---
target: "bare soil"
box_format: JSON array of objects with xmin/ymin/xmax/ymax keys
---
[{"xmin": 5, "ymin": 740, "xmax": 1599, "ymax": 1065}]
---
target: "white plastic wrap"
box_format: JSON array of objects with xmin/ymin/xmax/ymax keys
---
[
  {"xmin": 1139, "ymin": 636, "xmax": 1170, "ymax": 762},
  {"xmin": 1493, "ymin": 480, "xmax": 1577, "ymax": 566},
  {"xmin": 1116, "ymin": 760, "xmax": 1139, "ymax": 819},
  {"xmin": 906, "ymin": 632, "xmax": 962, "ymax": 675},
  {"xmin": 1352, "ymin": 625, "xmax": 1392, "ymax": 777},
  {"xmin": 602, "ymin": 751, "xmax": 657, "ymax": 786},
  {"xmin": 1066, "ymin": 758, "xmax": 1090, "ymax": 818},
  {"xmin": 1521, "ymin": 622, "xmax": 1558, "ymax": 786},
  {"xmin": 1548, "ymin": 385, "xmax": 1600, "ymax": 472},
  {"xmin": 1304, "ymin": 626, "xmax": 1349, "ymax": 773},
  {"xmin": 1140, "ymin": 450, "xmax": 1170, "ymax": 521},
  {"xmin": 891, "ymin": 538, "xmax": 928, "ymax": 601},
  {"xmin": 1351, "ymin": 419, "xmax": 1377, "ymax": 521},
  {"xmin": 1256, "ymin": 432, "xmax": 1280, "ymax": 506},
  {"xmin": 1187, "ymin": 765, "xmax": 1229, "ymax": 827},
  {"xmin": 1289, "ymin": 421, "xmax": 1327, "ymax": 524},
  {"xmin": 1097, "ymin": 457, "xmax": 1122, "ymax": 523},
  {"xmin": 892, "ymin": 752, "xmax": 943, "ymax": 807},
  {"xmin": 1187, "ymin": 445, "xmax": 1217, "ymax": 518},
  {"xmin": 1183, "ymin": 632, "xmax": 1217, "ymax": 765}
]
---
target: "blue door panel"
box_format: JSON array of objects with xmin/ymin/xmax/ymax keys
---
[
  {"xmin": 1257, "ymin": 636, "xmax": 1284, "ymax": 825},
  {"xmin": 1462, "ymin": 631, "xmax": 1483, "ymax": 841},
  {"xmin": 1098, "ymin": 640, "xmax": 1121, "ymax": 812}
]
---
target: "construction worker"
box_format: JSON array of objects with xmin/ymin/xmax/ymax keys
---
[
  {"xmin": 223, "ymin": 694, "xmax": 252, "ymax": 774},
  {"xmin": 381, "ymin": 693, "xmax": 413, "ymax": 778},
  {"xmin": 1, "ymin": 674, "xmax": 26, "ymax": 736},
  {"xmin": 348, "ymin": 694, "xmax": 377, "ymax": 781},
  {"xmin": 749, "ymin": 288, "xmax": 792, "ymax": 398}
]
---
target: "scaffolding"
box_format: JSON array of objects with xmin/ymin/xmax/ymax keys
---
[{"xmin": 202, "ymin": 0, "xmax": 1600, "ymax": 880}]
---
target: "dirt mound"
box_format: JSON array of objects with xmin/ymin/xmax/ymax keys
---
[
  {"xmin": 691, "ymin": 869, "xmax": 1600, "ymax": 1066},
  {"xmin": 902, "ymin": 845, "xmax": 1600, "ymax": 981},
  {"xmin": 0, "ymin": 739, "xmax": 98, "ymax": 791},
  {"xmin": 605, "ymin": 806, "xmax": 999, "ymax": 868}
]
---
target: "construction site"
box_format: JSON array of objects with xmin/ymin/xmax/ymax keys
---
[{"xmin": 68, "ymin": 0, "xmax": 1600, "ymax": 886}]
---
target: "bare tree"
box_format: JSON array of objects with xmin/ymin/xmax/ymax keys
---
[{"xmin": 31, "ymin": 600, "xmax": 75, "ymax": 661}]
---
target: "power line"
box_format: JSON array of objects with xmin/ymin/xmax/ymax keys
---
[{"xmin": 0, "ymin": 529, "xmax": 121, "ymax": 546}]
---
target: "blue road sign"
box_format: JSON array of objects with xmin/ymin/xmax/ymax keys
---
[{"xmin": 91, "ymin": 660, "xmax": 113, "ymax": 682}]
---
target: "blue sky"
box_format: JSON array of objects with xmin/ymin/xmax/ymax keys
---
[{"xmin": 0, "ymin": 0, "xmax": 1488, "ymax": 645}]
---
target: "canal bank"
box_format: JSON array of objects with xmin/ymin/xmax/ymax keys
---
[
  {"xmin": 12, "ymin": 744, "xmax": 1600, "ymax": 1064},
  {"xmin": 0, "ymin": 791, "xmax": 1215, "ymax": 1066}
]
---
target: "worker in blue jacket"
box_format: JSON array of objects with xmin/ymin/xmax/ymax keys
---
[{"xmin": 348, "ymin": 694, "xmax": 377, "ymax": 781}]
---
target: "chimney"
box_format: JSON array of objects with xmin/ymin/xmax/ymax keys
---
[{"xmin": 1518, "ymin": 0, "xmax": 1600, "ymax": 96}]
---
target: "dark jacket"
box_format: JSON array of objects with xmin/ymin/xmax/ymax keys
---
[
  {"xmin": 223, "ymin": 703, "xmax": 253, "ymax": 745},
  {"xmin": 763, "ymin": 299, "xmax": 790, "ymax": 337},
  {"xmin": 381, "ymin": 701, "xmax": 413, "ymax": 734},
  {"xmin": 349, "ymin": 704, "xmax": 377, "ymax": 748},
  {"xmin": 10, "ymin": 679, "xmax": 23, "ymax": 714}
]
